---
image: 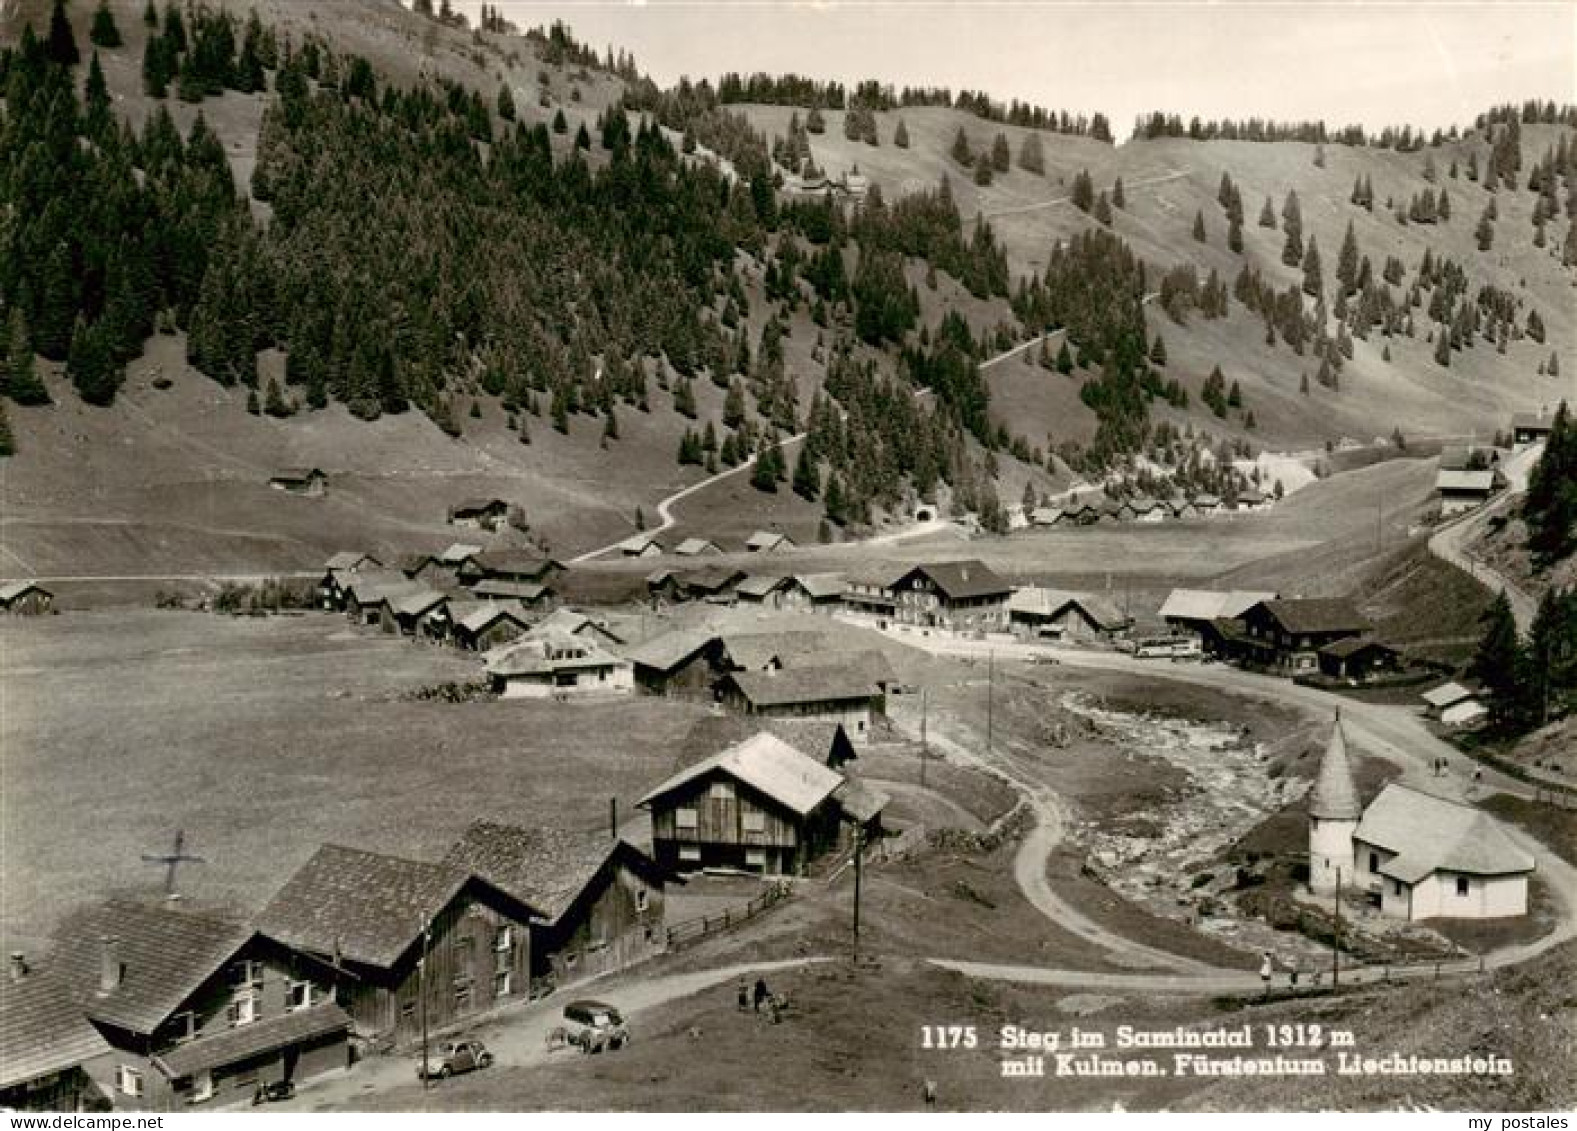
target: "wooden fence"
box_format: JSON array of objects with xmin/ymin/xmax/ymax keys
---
[{"xmin": 664, "ymin": 881, "xmax": 793, "ymax": 950}]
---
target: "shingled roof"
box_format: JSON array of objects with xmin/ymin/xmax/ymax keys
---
[
  {"xmin": 1308, "ymin": 720, "xmax": 1361, "ymax": 821},
  {"xmin": 485, "ymin": 631, "xmax": 624, "ymax": 678},
  {"xmin": 721, "ymin": 630, "xmax": 832, "ymax": 671},
  {"xmin": 1158, "ymin": 588, "xmax": 1278, "ymax": 622},
  {"xmin": 154, "ymin": 1004, "xmax": 350, "ymax": 1080},
  {"xmin": 1356, "ymin": 784, "xmax": 1535, "ymax": 882},
  {"xmin": 258, "ymin": 845, "xmax": 514, "ymax": 970},
  {"xmin": 445, "ymin": 823, "xmax": 662, "ymax": 924},
  {"xmin": 51, "ymin": 900, "xmax": 254, "ymax": 1036},
  {"xmin": 625, "ymin": 628, "xmax": 719, "ymax": 673},
  {"xmin": 324, "ymin": 551, "xmax": 380, "ymax": 572},
  {"xmin": 896, "ymin": 560, "xmax": 1011, "ymax": 601},
  {"xmin": 724, "ymin": 661, "xmax": 883, "ymax": 709},
  {"xmin": 1251, "ymin": 598, "xmax": 1371, "ymax": 636},
  {"xmin": 0, "ymin": 963, "xmax": 113, "ymax": 1091},
  {"xmin": 639, "ymin": 732, "xmax": 844, "ymax": 816}
]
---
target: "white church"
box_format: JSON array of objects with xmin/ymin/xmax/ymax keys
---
[{"xmin": 1307, "ymin": 718, "xmax": 1535, "ymax": 921}]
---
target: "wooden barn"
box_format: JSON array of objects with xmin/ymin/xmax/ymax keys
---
[
  {"xmin": 745, "ymin": 530, "xmax": 796, "ymax": 554},
  {"xmin": 618, "ymin": 534, "xmax": 664, "ymax": 558},
  {"xmin": 734, "ymin": 574, "xmax": 792, "ymax": 607},
  {"xmin": 718, "ymin": 657, "xmax": 887, "ymax": 743},
  {"xmin": 0, "ymin": 958, "xmax": 111, "ymax": 1111},
  {"xmin": 268, "ymin": 468, "xmax": 327, "ymax": 497},
  {"xmin": 445, "ymin": 824, "xmax": 668, "ymax": 990},
  {"xmin": 446, "ymin": 498, "xmax": 510, "ymax": 532},
  {"xmin": 639, "ymin": 733, "xmax": 847, "ymax": 875},
  {"xmin": 456, "ymin": 551, "xmax": 562, "ymax": 588},
  {"xmin": 1236, "ymin": 598, "xmax": 1372, "ymax": 675},
  {"xmin": 627, "ymin": 630, "xmax": 725, "ymax": 697},
  {"xmin": 674, "ymin": 538, "xmax": 723, "ymax": 557},
  {"xmin": 0, "ymin": 580, "xmax": 54, "ymax": 615},
  {"xmin": 442, "ymin": 601, "xmax": 531, "ymax": 651},
  {"xmin": 1317, "ymin": 637, "xmax": 1404, "ymax": 683},
  {"xmin": 51, "ymin": 900, "xmax": 349, "ymax": 1111},
  {"xmin": 1007, "ymin": 588, "xmax": 1130, "ymax": 641},
  {"xmin": 258, "ymin": 846, "xmax": 538, "ymax": 1046}
]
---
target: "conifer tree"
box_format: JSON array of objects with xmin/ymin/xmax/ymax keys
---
[
  {"xmin": 1112, "ymin": 176, "xmax": 1125, "ymax": 208},
  {"xmin": 1018, "ymin": 130, "xmax": 1043, "ymax": 174},
  {"xmin": 90, "ymin": 0, "xmax": 121, "ymax": 47},
  {"xmin": 1301, "ymin": 235, "xmax": 1323, "ymax": 298},
  {"xmin": 1192, "ymin": 209, "xmax": 1206, "ymax": 242},
  {"xmin": 893, "ymin": 118, "xmax": 909, "ymax": 148},
  {"xmin": 3, "ymin": 311, "xmax": 50, "ymax": 406},
  {"xmin": 552, "ymin": 107, "xmax": 567, "ymax": 133},
  {"xmin": 1471, "ymin": 592, "xmax": 1526, "ymax": 729},
  {"xmin": 144, "ymin": 0, "xmax": 158, "ymax": 26},
  {"xmin": 1258, "ymin": 196, "xmax": 1276, "ymax": 228},
  {"xmin": 950, "ymin": 126, "xmax": 972, "ymax": 166},
  {"xmin": 497, "ymin": 84, "xmax": 515, "ymax": 121},
  {"xmin": 0, "ymin": 399, "xmax": 14, "ymax": 456},
  {"xmin": 47, "ymin": 0, "xmax": 80, "ymax": 67},
  {"xmin": 990, "ymin": 132, "xmax": 1011, "ymax": 173},
  {"xmin": 791, "ymin": 445, "xmax": 819, "ymax": 499}
]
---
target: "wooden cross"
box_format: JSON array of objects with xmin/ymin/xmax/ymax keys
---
[{"xmin": 141, "ymin": 829, "xmax": 205, "ymax": 898}]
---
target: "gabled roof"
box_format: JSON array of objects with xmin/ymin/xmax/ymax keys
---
[
  {"xmin": 392, "ymin": 588, "xmax": 449, "ymax": 619},
  {"xmin": 448, "ymin": 600, "xmax": 530, "ymax": 635},
  {"xmin": 618, "ymin": 533, "xmax": 663, "ymax": 554},
  {"xmin": 1193, "ymin": 493, "xmax": 1222, "ymax": 508},
  {"xmin": 0, "ymin": 964, "xmax": 113, "ymax": 1090},
  {"xmin": 1250, "ymin": 598, "xmax": 1371, "ymax": 636},
  {"xmin": 722, "ymin": 630, "xmax": 831, "ymax": 671},
  {"xmin": 832, "ymin": 778, "xmax": 890, "ymax": 824},
  {"xmin": 1356, "ymin": 783, "xmax": 1535, "ymax": 880},
  {"xmin": 681, "ymin": 567, "xmax": 746, "ymax": 595},
  {"xmin": 736, "ymin": 574, "xmax": 792, "ymax": 599},
  {"xmin": 467, "ymin": 549, "xmax": 558, "ymax": 578},
  {"xmin": 438, "ymin": 543, "xmax": 485, "ymax": 566},
  {"xmin": 0, "ymin": 579, "xmax": 50, "ymax": 602},
  {"xmin": 1030, "ymin": 506, "xmax": 1064, "ymax": 525},
  {"xmin": 639, "ymin": 732, "xmax": 844, "ymax": 816},
  {"xmin": 1512, "ymin": 412, "xmax": 1553, "ymax": 432},
  {"xmin": 51, "ymin": 900, "xmax": 254, "ymax": 1036},
  {"xmin": 154, "ymin": 1003, "xmax": 351, "ymax": 1080},
  {"xmin": 1318, "ymin": 636, "xmax": 1398, "ymax": 660},
  {"xmin": 472, "ymin": 579, "xmax": 551, "ymax": 602},
  {"xmin": 1436, "ymin": 469, "xmax": 1496, "ymax": 493},
  {"xmin": 625, "ymin": 629, "xmax": 718, "ymax": 673},
  {"xmin": 1308, "ymin": 720, "xmax": 1361, "ymax": 820},
  {"xmin": 445, "ymin": 823, "xmax": 663, "ymax": 924},
  {"xmin": 324, "ymin": 552, "xmax": 380, "ymax": 572},
  {"xmin": 271, "ymin": 467, "xmax": 325, "ymax": 482},
  {"xmin": 1158, "ymin": 589, "xmax": 1278, "ymax": 622},
  {"xmin": 448, "ymin": 497, "xmax": 509, "ymax": 516},
  {"xmin": 723, "ymin": 662, "xmax": 882, "ymax": 709},
  {"xmin": 526, "ymin": 607, "xmax": 624, "ymax": 644},
  {"xmin": 678, "ymin": 715, "xmax": 856, "ymax": 769},
  {"xmin": 746, "ymin": 530, "xmax": 794, "ymax": 551},
  {"xmin": 258, "ymin": 845, "xmax": 526, "ymax": 970},
  {"xmin": 486, "ymin": 630, "xmax": 626, "ymax": 677},
  {"xmin": 675, "ymin": 538, "xmax": 722, "ymax": 556},
  {"xmin": 1124, "ymin": 496, "xmax": 1160, "ymax": 514},
  {"xmin": 1421, "ymin": 681, "xmax": 1479, "ymax": 709},
  {"xmin": 894, "ymin": 560, "xmax": 1012, "ymax": 601},
  {"xmin": 790, "ymin": 573, "xmax": 846, "ymax": 600}
]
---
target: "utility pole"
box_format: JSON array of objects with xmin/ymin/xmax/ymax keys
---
[
  {"xmin": 419, "ymin": 914, "xmax": 431, "ymax": 1088},
  {"xmin": 852, "ymin": 825, "xmax": 864, "ymax": 962},
  {"xmin": 986, "ymin": 650, "xmax": 995, "ymax": 760},
  {"xmin": 919, "ymin": 686, "xmax": 929, "ymax": 788},
  {"xmin": 1331, "ymin": 868, "xmax": 1342, "ymax": 988}
]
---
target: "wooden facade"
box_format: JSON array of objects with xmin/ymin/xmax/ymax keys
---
[
  {"xmin": 532, "ymin": 855, "xmax": 665, "ymax": 988},
  {"xmin": 0, "ymin": 583, "xmax": 54, "ymax": 615},
  {"xmin": 648, "ymin": 771, "xmax": 839, "ymax": 875}
]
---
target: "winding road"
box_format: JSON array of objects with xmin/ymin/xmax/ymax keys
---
[{"xmin": 1426, "ymin": 442, "xmax": 1544, "ymax": 633}]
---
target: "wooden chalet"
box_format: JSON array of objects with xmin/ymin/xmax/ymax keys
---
[
  {"xmin": 411, "ymin": 544, "xmax": 484, "ymax": 589},
  {"xmin": 639, "ymin": 733, "xmax": 886, "ymax": 875},
  {"xmin": 1421, "ymin": 681, "xmax": 1487, "ymax": 726},
  {"xmin": 719, "ymin": 630, "xmax": 834, "ymax": 674},
  {"xmin": 485, "ymin": 630, "xmax": 633, "ymax": 698},
  {"xmin": 1007, "ymin": 588, "xmax": 1131, "ymax": 641},
  {"xmin": 1157, "ymin": 589, "xmax": 1277, "ymax": 641},
  {"xmin": 1233, "ymin": 598, "xmax": 1372, "ymax": 674},
  {"xmin": 524, "ymin": 607, "xmax": 625, "ymax": 648},
  {"xmin": 618, "ymin": 534, "xmax": 664, "ymax": 558},
  {"xmin": 339, "ymin": 573, "xmax": 423, "ymax": 629},
  {"xmin": 0, "ymin": 958, "xmax": 112, "ymax": 1111},
  {"xmin": 268, "ymin": 468, "xmax": 327, "ymax": 497},
  {"xmin": 1511, "ymin": 410, "xmax": 1555, "ymax": 447},
  {"xmin": 673, "ymin": 538, "xmax": 723, "ymax": 557},
  {"xmin": 441, "ymin": 600, "xmax": 531, "ymax": 651},
  {"xmin": 51, "ymin": 900, "xmax": 349, "ymax": 1111},
  {"xmin": 257, "ymin": 845, "xmax": 539, "ymax": 1045},
  {"xmin": 734, "ymin": 574, "xmax": 793, "ymax": 607},
  {"xmin": 456, "ymin": 550, "xmax": 561, "ymax": 589},
  {"xmin": 445, "ymin": 824, "xmax": 668, "ymax": 989},
  {"xmin": 626, "ymin": 630, "xmax": 726, "ymax": 697},
  {"xmin": 1029, "ymin": 506, "xmax": 1065, "ymax": 527},
  {"xmin": 718, "ymin": 655, "xmax": 888, "ymax": 742},
  {"xmin": 390, "ymin": 588, "xmax": 449, "ymax": 638},
  {"xmin": 1436, "ymin": 469, "xmax": 1497, "ymax": 515},
  {"xmin": 0, "ymin": 580, "xmax": 54, "ymax": 615},
  {"xmin": 1120, "ymin": 496, "xmax": 1165, "ymax": 523},
  {"xmin": 446, "ymin": 498, "xmax": 510, "ymax": 531},
  {"xmin": 1317, "ymin": 637, "xmax": 1404, "ymax": 683},
  {"xmin": 471, "ymin": 579, "xmax": 555, "ymax": 608},
  {"xmin": 841, "ymin": 566, "xmax": 906, "ymax": 622},
  {"xmin": 888, "ymin": 560, "xmax": 1012, "ymax": 633},
  {"xmin": 780, "ymin": 573, "xmax": 846, "ymax": 612},
  {"xmin": 1192, "ymin": 493, "xmax": 1225, "ymax": 517},
  {"xmin": 745, "ymin": 530, "xmax": 796, "ymax": 554}
]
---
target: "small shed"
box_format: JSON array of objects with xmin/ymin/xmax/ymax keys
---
[
  {"xmin": 1421, "ymin": 681, "xmax": 1487, "ymax": 726},
  {"xmin": 0, "ymin": 581, "xmax": 54, "ymax": 616},
  {"xmin": 745, "ymin": 530, "xmax": 796, "ymax": 554},
  {"xmin": 674, "ymin": 538, "xmax": 723, "ymax": 557},
  {"xmin": 1317, "ymin": 637, "xmax": 1404, "ymax": 682},
  {"xmin": 268, "ymin": 468, "xmax": 327, "ymax": 496},
  {"xmin": 618, "ymin": 534, "xmax": 664, "ymax": 558}
]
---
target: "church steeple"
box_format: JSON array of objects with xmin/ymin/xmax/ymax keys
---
[{"xmin": 1309, "ymin": 711, "xmax": 1360, "ymax": 821}]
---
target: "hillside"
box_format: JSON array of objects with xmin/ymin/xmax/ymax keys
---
[{"xmin": 1, "ymin": 0, "xmax": 1573, "ymax": 579}]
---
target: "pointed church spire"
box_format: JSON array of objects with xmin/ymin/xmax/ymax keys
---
[{"xmin": 1309, "ymin": 714, "xmax": 1361, "ymax": 820}]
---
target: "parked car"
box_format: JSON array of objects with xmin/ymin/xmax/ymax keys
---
[
  {"xmin": 251, "ymin": 1080, "xmax": 295, "ymax": 1105},
  {"xmin": 561, "ymin": 999, "xmax": 629, "ymax": 1053},
  {"xmin": 417, "ymin": 1040, "xmax": 494, "ymax": 1080}
]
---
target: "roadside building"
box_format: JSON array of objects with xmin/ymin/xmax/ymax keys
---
[
  {"xmin": 1158, "ymin": 589, "xmax": 1277, "ymax": 643},
  {"xmin": 1006, "ymin": 588, "xmax": 1131, "ymax": 642},
  {"xmin": 887, "ymin": 560, "xmax": 1012, "ymax": 633},
  {"xmin": 456, "ymin": 551, "xmax": 561, "ymax": 589},
  {"xmin": 267, "ymin": 468, "xmax": 327, "ymax": 497},
  {"xmin": 1235, "ymin": 598, "xmax": 1372, "ymax": 674},
  {"xmin": 442, "ymin": 601, "xmax": 531, "ymax": 652},
  {"xmin": 841, "ymin": 566, "xmax": 905, "ymax": 622},
  {"xmin": 1316, "ymin": 637, "xmax": 1405, "ymax": 683},
  {"xmin": 745, "ymin": 530, "xmax": 796, "ymax": 554},
  {"xmin": 446, "ymin": 498, "xmax": 510, "ymax": 532},
  {"xmin": 626, "ymin": 630, "xmax": 725, "ymax": 697},
  {"xmin": 618, "ymin": 534, "xmax": 664, "ymax": 558},
  {"xmin": 52, "ymin": 900, "xmax": 349, "ymax": 1111},
  {"xmin": 0, "ymin": 580, "xmax": 54, "ymax": 615},
  {"xmin": 258, "ymin": 846, "xmax": 539, "ymax": 1044},
  {"xmin": 1352, "ymin": 782, "xmax": 1535, "ymax": 921},
  {"xmin": 485, "ymin": 630, "xmax": 633, "ymax": 699},
  {"xmin": 1435, "ymin": 469, "xmax": 1497, "ymax": 515},
  {"xmin": 1421, "ymin": 682, "xmax": 1488, "ymax": 727},
  {"xmin": 735, "ymin": 574, "xmax": 792, "ymax": 608},
  {"xmin": 445, "ymin": 824, "xmax": 668, "ymax": 989},
  {"xmin": 0, "ymin": 959, "xmax": 112, "ymax": 1111},
  {"xmin": 718, "ymin": 656, "xmax": 888, "ymax": 741},
  {"xmin": 674, "ymin": 538, "xmax": 723, "ymax": 557},
  {"xmin": 639, "ymin": 732, "xmax": 885, "ymax": 875},
  {"xmin": 1511, "ymin": 410, "xmax": 1555, "ymax": 448},
  {"xmin": 779, "ymin": 574, "xmax": 846, "ymax": 613}
]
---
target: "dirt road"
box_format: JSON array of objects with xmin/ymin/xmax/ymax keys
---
[{"xmin": 1426, "ymin": 442, "xmax": 1544, "ymax": 633}]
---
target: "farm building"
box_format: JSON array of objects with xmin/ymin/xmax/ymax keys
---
[
  {"xmin": 456, "ymin": 551, "xmax": 561, "ymax": 588},
  {"xmin": 0, "ymin": 580, "xmax": 54, "ymax": 615},
  {"xmin": 341, "ymin": 575, "xmax": 423, "ymax": 629},
  {"xmin": 1234, "ymin": 598, "xmax": 1372, "ymax": 674},
  {"xmin": 1006, "ymin": 588, "xmax": 1131, "ymax": 641},
  {"xmin": 745, "ymin": 530, "xmax": 796, "ymax": 554},
  {"xmin": 888, "ymin": 561, "xmax": 1012, "ymax": 633},
  {"xmin": 470, "ymin": 579, "xmax": 555, "ymax": 608},
  {"xmin": 523, "ymin": 608, "xmax": 625, "ymax": 648},
  {"xmin": 411, "ymin": 544, "xmax": 484, "ymax": 588},
  {"xmin": 1060, "ymin": 495, "xmax": 1105, "ymax": 525},
  {"xmin": 1234, "ymin": 489, "xmax": 1271, "ymax": 512},
  {"xmin": 627, "ymin": 630, "xmax": 726, "ymax": 697},
  {"xmin": 1120, "ymin": 497, "xmax": 1165, "ymax": 523},
  {"xmin": 390, "ymin": 588, "xmax": 449, "ymax": 638},
  {"xmin": 445, "ymin": 824, "xmax": 668, "ymax": 989},
  {"xmin": 1435, "ymin": 469, "xmax": 1497, "ymax": 515},
  {"xmin": 51, "ymin": 900, "xmax": 350, "ymax": 1111},
  {"xmin": 485, "ymin": 631, "xmax": 633, "ymax": 699},
  {"xmin": 1352, "ymin": 782, "xmax": 1535, "ymax": 921},
  {"xmin": 0, "ymin": 959, "xmax": 112, "ymax": 1111},
  {"xmin": 447, "ymin": 498, "xmax": 510, "ymax": 531},
  {"xmin": 323, "ymin": 552, "xmax": 381, "ymax": 574},
  {"xmin": 1316, "ymin": 637, "xmax": 1405, "ymax": 683},
  {"xmin": 639, "ymin": 732, "xmax": 886, "ymax": 875},
  {"xmin": 841, "ymin": 566, "xmax": 906, "ymax": 621},
  {"xmin": 1158, "ymin": 589, "xmax": 1277, "ymax": 641},
  {"xmin": 719, "ymin": 630, "xmax": 833, "ymax": 673},
  {"xmin": 718, "ymin": 658, "xmax": 887, "ymax": 741},
  {"xmin": 1192, "ymin": 493, "xmax": 1225, "ymax": 517},
  {"xmin": 1029, "ymin": 506, "xmax": 1064, "ymax": 527},
  {"xmin": 679, "ymin": 568, "xmax": 746, "ymax": 604},
  {"xmin": 674, "ymin": 538, "xmax": 723, "ymax": 557},
  {"xmin": 618, "ymin": 534, "xmax": 664, "ymax": 558},
  {"xmin": 1421, "ymin": 682, "xmax": 1488, "ymax": 727},
  {"xmin": 1511, "ymin": 410, "xmax": 1555, "ymax": 448},
  {"xmin": 257, "ymin": 845, "xmax": 539, "ymax": 1044},
  {"xmin": 735, "ymin": 574, "xmax": 792, "ymax": 607},
  {"xmin": 268, "ymin": 468, "xmax": 327, "ymax": 497},
  {"xmin": 780, "ymin": 574, "xmax": 847, "ymax": 612},
  {"xmin": 442, "ymin": 601, "xmax": 531, "ymax": 651}
]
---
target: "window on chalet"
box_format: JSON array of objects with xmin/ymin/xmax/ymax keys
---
[
  {"xmin": 710, "ymin": 781, "xmax": 735, "ymax": 800},
  {"xmin": 635, "ymin": 888, "xmax": 649, "ymax": 913},
  {"xmin": 494, "ymin": 926, "xmax": 513, "ymax": 953},
  {"xmin": 675, "ymin": 807, "xmax": 698, "ymax": 829},
  {"xmin": 742, "ymin": 810, "xmax": 765, "ymax": 833},
  {"xmin": 287, "ymin": 980, "xmax": 313, "ymax": 1012},
  {"xmin": 227, "ymin": 959, "xmax": 263, "ymax": 988},
  {"xmin": 745, "ymin": 849, "xmax": 767, "ymax": 869},
  {"xmin": 227, "ymin": 990, "xmax": 259, "ymax": 1028},
  {"xmin": 170, "ymin": 1010, "xmax": 197, "ymax": 1043},
  {"xmin": 679, "ymin": 845, "xmax": 701, "ymax": 862},
  {"xmin": 1369, "ymin": 852, "xmax": 1379, "ymax": 873},
  {"xmin": 1456, "ymin": 876, "xmax": 1470, "ymax": 897},
  {"xmin": 118, "ymin": 1066, "xmax": 144, "ymax": 1097},
  {"xmin": 494, "ymin": 969, "xmax": 513, "ymax": 997}
]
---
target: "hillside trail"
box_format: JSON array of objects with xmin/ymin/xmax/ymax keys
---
[
  {"xmin": 981, "ymin": 167, "xmax": 1191, "ymax": 220},
  {"xmin": 568, "ymin": 331, "xmax": 1058, "ymax": 564},
  {"xmin": 1426, "ymin": 441, "xmax": 1544, "ymax": 633}
]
